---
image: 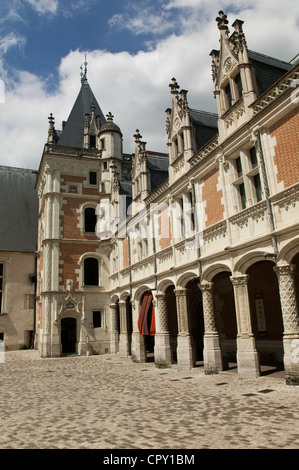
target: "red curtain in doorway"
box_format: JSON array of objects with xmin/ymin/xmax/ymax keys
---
[{"xmin": 138, "ymin": 291, "xmax": 155, "ymax": 336}]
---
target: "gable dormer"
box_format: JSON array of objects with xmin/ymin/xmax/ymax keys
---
[
  {"xmin": 166, "ymin": 78, "xmax": 194, "ymax": 164},
  {"xmin": 210, "ymin": 11, "xmax": 257, "ymax": 141},
  {"xmin": 84, "ymin": 104, "xmax": 101, "ymax": 149},
  {"xmin": 131, "ymin": 129, "xmax": 150, "ymax": 202}
]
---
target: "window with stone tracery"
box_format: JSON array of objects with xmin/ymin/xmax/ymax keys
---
[{"xmin": 231, "ymin": 146, "xmax": 263, "ymax": 212}]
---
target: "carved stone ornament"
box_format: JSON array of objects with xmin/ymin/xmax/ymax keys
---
[{"xmin": 57, "ymin": 292, "xmax": 83, "ymax": 318}]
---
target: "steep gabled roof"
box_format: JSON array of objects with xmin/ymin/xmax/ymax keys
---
[
  {"xmin": 57, "ymin": 78, "xmax": 106, "ymax": 148},
  {"xmin": 248, "ymin": 50, "xmax": 293, "ymax": 97},
  {"xmin": 189, "ymin": 109, "xmax": 218, "ymax": 151},
  {"xmin": 0, "ymin": 166, "xmax": 38, "ymax": 252}
]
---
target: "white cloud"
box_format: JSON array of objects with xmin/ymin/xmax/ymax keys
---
[
  {"xmin": 24, "ymin": 0, "xmax": 58, "ymax": 15},
  {"xmin": 0, "ymin": 33, "xmax": 26, "ymax": 55}
]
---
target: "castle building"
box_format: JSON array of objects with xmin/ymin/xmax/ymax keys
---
[
  {"xmin": 0, "ymin": 166, "xmax": 38, "ymax": 349},
  {"xmin": 32, "ymin": 11, "xmax": 299, "ymax": 385}
]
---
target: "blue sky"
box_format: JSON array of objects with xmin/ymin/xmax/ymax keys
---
[{"xmin": 0, "ymin": 0, "xmax": 298, "ymax": 169}]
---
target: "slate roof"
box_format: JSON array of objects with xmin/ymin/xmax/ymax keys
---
[
  {"xmin": 57, "ymin": 78, "xmax": 106, "ymax": 148},
  {"xmin": 189, "ymin": 109, "xmax": 218, "ymax": 152},
  {"xmin": 146, "ymin": 152, "xmax": 169, "ymax": 191},
  {"xmin": 0, "ymin": 166, "xmax": 38, "ymax": 252},
  {"xmin": 248, "ymin": 50, "xmax": 292, "ymax": 97}
]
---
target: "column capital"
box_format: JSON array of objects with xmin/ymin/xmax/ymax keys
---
[
  {"xmin": 230, "ymin": 274, "xmax": 249, "ymax": 286},
  {"xmin": 199, "ymin": 281, "xmax": 214, "ymax": 293},
  {"xmin": 174, "ymin": 287, "xmax": 187, "ymax": 297},
  {"xmin": 155, "ymin": 292, "xmax": 167, "ymax": 300},
  {"xmin": 274, "ymin": 264, "xmax": 295, "ymax": 277}
]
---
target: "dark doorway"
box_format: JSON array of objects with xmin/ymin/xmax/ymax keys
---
[
  {"xmin": 186, "ymin": 279, "xmax": 204, "ymax": 363},
  {"xmin": 126, "ymin": 297, "xmax": 133, "ymax": 355},
  {"xmin": 165, "ymin": 285, "xmax": 178, "ymax": 363},
  {"xmin": 61, "ymin": 317, "xmax": 77, "ymax": 354}
]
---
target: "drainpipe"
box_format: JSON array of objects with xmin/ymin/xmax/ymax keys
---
[{"xmin": 254, "ymin": 130, "xmax": 278, "ymax": 255}]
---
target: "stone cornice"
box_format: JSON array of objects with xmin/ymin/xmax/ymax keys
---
[
  {"xmin": 250, "ymin": 66, "xmax": 299, "ymax": 115},
  {"xmin": 228, "ymin": 200, "xmax": 267, "ymax": 228},
  {"xmin": 271, "ymin": 182, "xmax": 299, "ymax": 211},
  {"xmin": 188, "ymin": 135, "xmax": 219, "ymax": 168},
  {"xmin": 45, "ymin": 144, "xmax": 101, "ymax": 159}
]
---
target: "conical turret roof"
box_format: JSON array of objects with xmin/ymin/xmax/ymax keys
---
[{"xmin": 57, "ymin": 77, "xmax": 106, "ymax": 148}]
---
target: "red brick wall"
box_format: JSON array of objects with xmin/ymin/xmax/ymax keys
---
[
  {"xmin": 270, "ymin": 107, "xmax": 299, "ymax": 188},
  {"xmin": 61, "ymin": 174, "xmax": 99, "ymax": 196},
  {"xmin": 61, "ymin": 197, "xmax": 98, "ymax": 240},
  {"xmin": 122, "ymin": 239, "xmax": 129, "ymax": 268},
  {"xmin": 158, "ymin": 209, "xmax": 171, "ymax": 250},
  {"xmin": 201, "ymin": 168, "xmax": 224, "ymax": 228},
  {"xmin": 59, "ymin": 243, "xmax": 97, "ymax": 290}
]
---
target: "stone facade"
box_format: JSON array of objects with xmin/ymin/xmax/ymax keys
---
[{"xmin": 34, "ymin": 12, "xmax": 299, "ymax": 384}]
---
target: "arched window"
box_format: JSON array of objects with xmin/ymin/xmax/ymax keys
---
[
  {"xmin": 84, "ymin": 257, "xmax": 99, "ymax": 286},
  {"xmin": 84, "ymin": 207, "xmax": 96, "ymax": 232}
]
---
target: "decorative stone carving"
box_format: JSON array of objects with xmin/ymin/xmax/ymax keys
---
[
  {"xmin": 230, "ymin": 275, "xmax": 251, "ymax": 335},
  {"xmin": 155, "ymin": 293, "xmax": 168, "ymax": 333},
  {"xmin": 199, "ymin": 282, "xmax": 217, "ymax": 333},
  {"xmin": 174, "ymin": 288, "xmax": 189, "ymax": 334},
  {"xmin": 274, "ymin": 265, "xmax": 299, "ymax": 334}
]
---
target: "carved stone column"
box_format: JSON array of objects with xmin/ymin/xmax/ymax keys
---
[
  {"xmin": 110, "ymin": 304, "xmax": 119, "ymax": 354},
  {"xmin": 41, "ymin": 295, "xmax": 51, "ymax": 357},
  {"xmin": 174, "ymin": 288, "xmax": 193, "ymax": 369},
  {"xmin": 274, "ymin": 264, "xmax": 299, "ymax": 385},
  {"xmin": 154, "ymin": 293, "xmax": 172, "ymax": 368},
  {"xmin": 199, "ymin": 281, "xmax": 223, "ymax": 374},
  {"xmin": 230, "ymin": 275, "xmax": 260, "ymax": 378},
  {"xmin": 130, "ymin": 299, "xmax": 147, "ymax": 363},
  {"xmin": 119, "ymin": 301, "xmax": 130, "ymax": 356}
]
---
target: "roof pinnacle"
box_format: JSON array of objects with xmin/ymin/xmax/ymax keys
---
[{"xmin": 80, "ymin": 54, "xmax": 88, "ymax": 83}]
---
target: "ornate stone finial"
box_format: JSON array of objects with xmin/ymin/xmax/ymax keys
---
[
  {"xmin": 47, "ymin": 113, "xmax": 56, "ymax": 143},
  {"xmin": 231, "ymin": 19, "xmax": 247, "ymax": 53},
  {"xmin": 106, "ymin": 111, "xmax": 114, "ymax": 122},
  {"xmin": 216, "ymin": 10, "xmax": 229, "ymax": 31},
  {"xmin": 169, "ymin": 77, "xmax": 180, "ymax": 94},
  {"xmin": 134, "ymin": 129, "xmax": 142, "ymax": 142},
  {"xmin": 80, "ymin": 54, "xmax": 88, "ymax": 83},
  {"xmin": 48, "ymin": 113, "xmax": 54, "ymax": 125}
]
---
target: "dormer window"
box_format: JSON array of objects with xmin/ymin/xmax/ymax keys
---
[
  {"xmin": 89, "ymin": 171, "xmax": 97, "ymax": 185},
  {"xmin": 235, "ymin": 73, "xmax": 243, "ymax": 100},
  {"xmin": 89, "ymin": 135, "xmax": 96, "ymax": 148},
  {"xmin": 225, "ymin": 83, "xmax": 232, "ymax": 109},
  {"xmin": 223, "ymin": 72, "xmax": 243, "ymax": 111}
]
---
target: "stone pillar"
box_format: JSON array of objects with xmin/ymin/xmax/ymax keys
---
[
  {"xmin": 154, "ymin": 293, "xmax": 172, "ymax": 368},
  {"xmin": 119, "ymin": 301, "xmax": 130, "ymax": 356},
  {"xmin": 50, "ymin": 297, "xmax": 60, "ymax": 357},
  {"xmin": 130, "ymin": 300, "xmax": 146, "ymax": 363},
  {"xmin": 110, "ymin": 304, "xmax": 119, "ymax": 354},
  {"xmin": 274, "ymin": 265, "xmax": 299, "ymax": 385},
  {"xmin": 199, "ymin": 281, "xmax": 223, "ymax": 374},
  {"xmin": 174, "ymin": 288, "xmax": 193, "ymax": 369},
  {"xmin": 41, "ymin": 295, "xmax": 51, "ymax": 357},
  {"xmin": 230, "ymin": 275, "xmax": 260, "ymax": 378}
]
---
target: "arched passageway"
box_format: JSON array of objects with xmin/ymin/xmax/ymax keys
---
[
  {"xmin": 212, "ymin": 271, "xmax": 237, "ymax": 370},
  {"xmin": 165, "ymin": 285, "xmax": 178, "ymax": 363},
  {"xmin": 186, "ymin": 279, "xmax": 204, "ymax": 365},
  {"xmin": 138, "ymin": 290, "xmax": 155, "ymax": 362},
  {"xmin": 247, "ymin": 260, "xmax": 284, "ymax": 375}
]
